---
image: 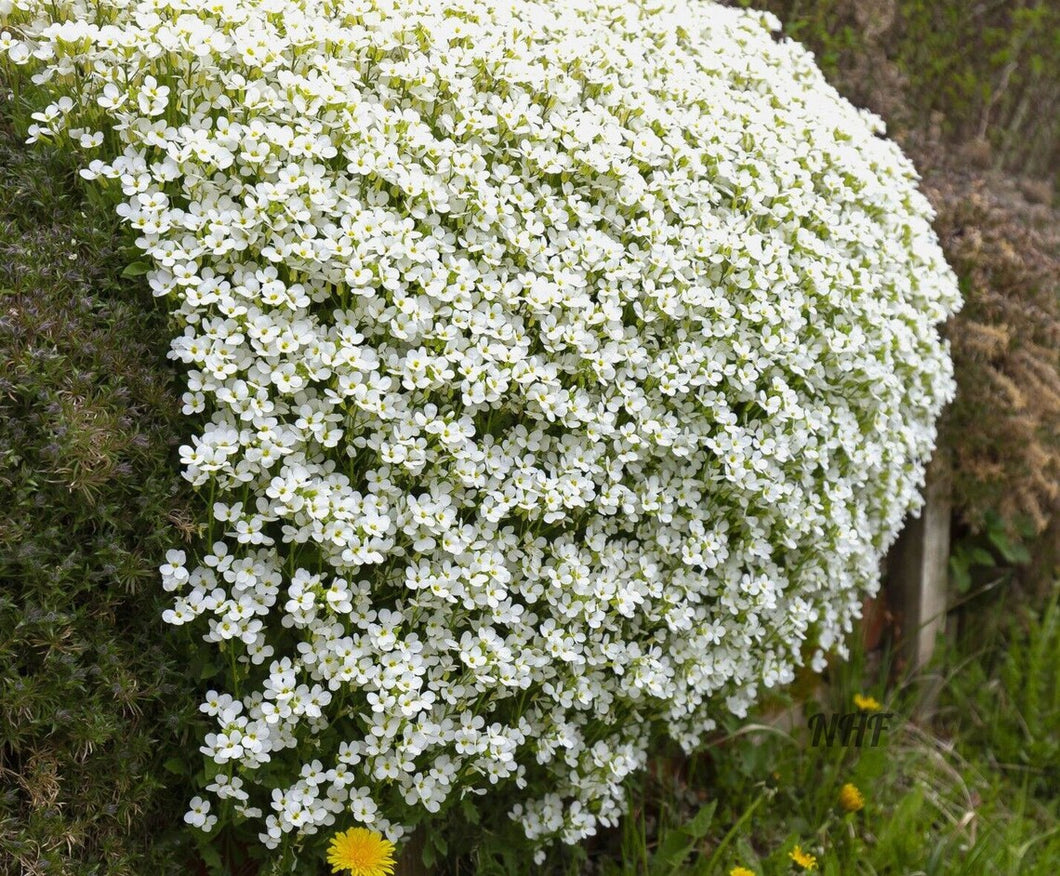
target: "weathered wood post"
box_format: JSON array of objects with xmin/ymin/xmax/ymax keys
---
[
  {"xmin": 885, "ymin": 449, "xmax": 952, "ymax": 714},
  {"xmin": 394, "ymin": 829, "xmax": 430, "ymax": 876}
]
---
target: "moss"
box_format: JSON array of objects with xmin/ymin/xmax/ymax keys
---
[{"xmin": 0, "ymin": 105, "xmax": 202, "ymax": 874}]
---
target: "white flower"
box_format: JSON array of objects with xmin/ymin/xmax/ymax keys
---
[{"xmin": 184, "ymin": 796, "xmax": 216, "ymax": 831}]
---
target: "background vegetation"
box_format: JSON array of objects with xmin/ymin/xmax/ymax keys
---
[
  {"xmin": 734, "ymin": 0, "xmax": 1059, "ymax": 180},
  {"xmin": 1, "ymin": 0, "xmax": 1057, "ymax": 873}
]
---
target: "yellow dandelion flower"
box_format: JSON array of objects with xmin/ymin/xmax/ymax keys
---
[
  {"xmin": 730, "ymin": 867, "xmax": 756, "ymax": 876},
  {"xmin": 839, "ymin": 782, "xmax": 865, "ymax": 812},
  {"xmin": 789, "ymin": 844, "xmax": 818, "ymax": 871},
  {"xmin": 853, "ymin": 693, "xmax": 881, "ymax": 712},
  {"xmin": 327, "ymin": 827, "xmax": 396, "ymax": 876}
]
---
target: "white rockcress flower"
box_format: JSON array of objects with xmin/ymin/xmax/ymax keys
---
[{"xmin": 5, "ymin": 0, "xmax": 959, "ymax": 852}]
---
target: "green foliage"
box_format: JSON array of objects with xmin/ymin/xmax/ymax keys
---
[
  {"xmin": 731, "ymin": 0, "xmax": 1059, "ymax": 179},
  {"xmin": 941, "ymin": 587, "xmax": 1060, "ymax": 801},
  {"xmin": 894, "ymin": 0, "xmax": 1059, "ymax": 175},
  {"xmin": 949, "ymin": 510, "xmax": 1033, "ymax": 595},
  {"xmin": 0, "ymin": 98, "xmax": 202, "ymax": 873},
  {"xmin": 643, "ymin": 800, "xmax": 716, "ymax": 876},
  {"xmin": 738, "ymin": 0, "xmax": 861, "ymax": 80}
]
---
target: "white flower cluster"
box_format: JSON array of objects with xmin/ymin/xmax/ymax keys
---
[{"xmin": 4, "ymin": 0, "xmax": 959, "ymax": 852}]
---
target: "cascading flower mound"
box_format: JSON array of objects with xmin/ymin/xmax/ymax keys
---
[{"xmin": 3, "ymin": 0, "xmax": 960, "ymax": 854}]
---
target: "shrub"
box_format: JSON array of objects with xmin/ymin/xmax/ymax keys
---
[
  {"xmin": 927, "ymin": 167, "xmax": 1060, "ymax": 568},
  {"xmin": 893, "ymin": 0, "xmax": 1059, "ymax": 180},
  {"xmin": 0, "ymin": 112, "xmax": 199, "ymax": 872},
  {"xmin": 2, "ymin": 0, "xmax": 960, "ymax": 865}
]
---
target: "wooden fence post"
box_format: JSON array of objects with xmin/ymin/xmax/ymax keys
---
[
  {"xmin": 395, "ymin": 829, "xmax": 430, "ymax": 876},
  {"xmin": 885, "ymin": 449, "xmax": 952, "ymax": 713}
]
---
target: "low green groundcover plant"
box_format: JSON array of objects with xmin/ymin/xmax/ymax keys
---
[
  {"xmin": 0, "ymin": 114, "xmax": 198, "ymax": 872},
  {"xmin": 1, "ymin": 0, "xmax": 960, "ymax": 867}
]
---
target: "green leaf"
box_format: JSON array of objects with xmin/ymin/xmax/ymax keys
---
[
  {"xmin": 121, "ymin": 260, "xmax": 151, "ymax": 278},
  {"xmin": 162, "ymin": 757, "xmax": 186, "ymax": 774},
  {"xmin": 649, "ymin": 827, "xmax": 695, "ymax": 876},
  {"xmin": 196, "ymin": 838, "xmax": 224, "ymax": 876},
  {"xmin": 421, "ymin": 838, "xmax": 436, "ymax": 869},
  {"xmin": 987, "ymin": 529, "xmax": 1030, "ymax": 564},
  {"xmin": 684, "ymin": 800, "xmax": 717, "ymax": 839},
  {"xmin": 460, "ymin": 795, "xmax": 480, "ymax": 824},
  {"xmin": 198, "ymin": 662, "xmax": 221, "ymax": 680},
  {"xmin": 949, "ymin": 556, "xmax": 972, "ymax": 593},
  {"xmin": 970, "ymin": 547, "xmax": 996, "ymax": 567}
]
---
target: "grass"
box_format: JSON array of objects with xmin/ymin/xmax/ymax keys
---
[{"xmin": 529, "ymin": 584, "xmax": 1060, "ymax": 876}]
